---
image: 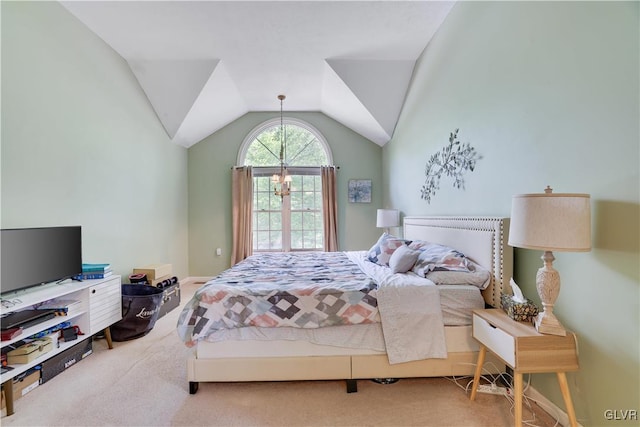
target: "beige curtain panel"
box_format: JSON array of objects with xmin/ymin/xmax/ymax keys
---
[
  {"xmin": 231, "ymin": 166, "xmax": 253, "ymax": 265},
  {"xmin": 321, "ymin": 165, "xmax": 338, "ymax": 252}
]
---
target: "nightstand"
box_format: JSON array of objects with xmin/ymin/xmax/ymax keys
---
[{"xmin": 469, "ymin": 309, "xmax": 579, "ymax": 427}]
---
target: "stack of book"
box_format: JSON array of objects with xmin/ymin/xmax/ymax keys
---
[
  {"xmin": 36, "ymin": 299, "xmax": 81, "ymax": 317},
  {"xmin": 74, "ymin": 263, "xmax": 112, "ymax": 280}
]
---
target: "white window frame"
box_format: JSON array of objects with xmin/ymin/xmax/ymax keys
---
[
  {"xmin": 237, "ymin": 117, "xmax": 333, "ymax": 166},
  {"xmin": 238, "ymin": 118, "xmax": 332, "ymax": 253}
]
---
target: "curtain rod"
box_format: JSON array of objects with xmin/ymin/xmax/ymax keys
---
[{"xmin": 230, "ymin": 165, "xmax": 340, "ymax": 170}]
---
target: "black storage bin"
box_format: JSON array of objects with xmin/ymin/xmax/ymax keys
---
[
  {"xmin": 111, "ymin": 284, "xmax": 163, "ymax": 341},
  {"xmin": 157, "ymin": 282, "xmax": 181, "ymax": 319},
  {"xmin": 41, "ymin": 339, "xmax": 93, "ymax": 383}
]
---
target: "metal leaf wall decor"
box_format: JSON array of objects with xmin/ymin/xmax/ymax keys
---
[{"xmin": 420, "ymin": 129, "xmax": 482, "ymax": 203}]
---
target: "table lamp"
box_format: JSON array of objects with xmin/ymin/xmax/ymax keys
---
[
  {"xmin": 376, "ymin": 209, "xmax": 399, "ymax": 234},
  {"xmin": 508, "ymin": 186, "xmax": 591, "ymax": 336}
]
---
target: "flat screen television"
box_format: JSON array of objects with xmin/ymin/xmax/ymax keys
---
[{"xmin": 1, "ymin": 226, "xmax": 82, "ymax": 295}]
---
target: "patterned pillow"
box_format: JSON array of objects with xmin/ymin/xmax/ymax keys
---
[
  {"xmin": 408, "ymin": 239, "xmax": 432, "ymax": 250},
  {"xmin": 389, "ymin": 244, "xmax": 421, "ymax": 274},
  {"xmin": 367, "ymin": 233, "xmax": 411, "ymax": 266},
  {"xmin": 411, "ymin": 242, "xmax": 472, "ymax": 277}
]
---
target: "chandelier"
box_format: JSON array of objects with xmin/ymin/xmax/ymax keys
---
[{"xmin": 272, "ymin": 94, "xmax": 292, "ymax": 200}]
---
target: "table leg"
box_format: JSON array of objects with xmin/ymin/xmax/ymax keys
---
[
  {"xmin": 557, "ymin": 372, "xmax": 578, "ymax": 427},
  {"xmin": 469, "ymin": 345, "xmax": 486, "ymax": 401},
  {"xmin": 3, "ymin": 379, "xmax": 14, "ymax": 416},
  {"xmin": 104, "ymin": 327, "xmax": 113, "ymax": 350},
  {"xmin": 514, "ymin": 372, "xmax": 523, "ymax": 427}
]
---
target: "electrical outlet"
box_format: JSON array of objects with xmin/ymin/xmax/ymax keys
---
[{"xmin": 477, "ymin": 384, "xmax": 508, "ymax": 395}]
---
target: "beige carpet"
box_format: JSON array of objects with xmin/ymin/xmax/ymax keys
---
[{"xmin": 3, "ymin": 281, "xmax": 559, "ymax": 427}]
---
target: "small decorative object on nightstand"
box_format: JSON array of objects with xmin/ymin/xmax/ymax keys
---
[{"xmin": 470, "ymin": 309, "xmax": 580, "ymax": 427}]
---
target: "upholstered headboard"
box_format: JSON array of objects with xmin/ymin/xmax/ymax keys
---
[{"xmin": 403, "ymin": 216, "xmax": 513, "ymax": 308}]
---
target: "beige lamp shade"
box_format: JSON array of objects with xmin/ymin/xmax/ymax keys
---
[
  {"xmin": 376, "ymin": 209, "xmax": 399, "ymax": 228},
  {"xmin": 508, "ymin": 189, "xmax": 592, "ymax": 252}
]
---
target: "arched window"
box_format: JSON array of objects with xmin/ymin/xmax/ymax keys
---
[{"xmin": 238, "ymin": 118, "xmax": 333, "ymax": 252}]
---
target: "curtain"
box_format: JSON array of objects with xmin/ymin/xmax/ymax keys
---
[
  {"xmin": 321, "ymin": 166, "xmax": 338, "ymax": 251},
  {"xmin": 231, "ymin": 166, "xmax": 253, "ymax": 265}
]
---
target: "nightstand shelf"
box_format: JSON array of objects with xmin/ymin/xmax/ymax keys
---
[{"xmin": 470, "ymin": 309, "xmax": 579, "ymax": 427}]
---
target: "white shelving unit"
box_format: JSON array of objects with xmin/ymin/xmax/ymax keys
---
[{"xmin": 1, "ymin": 276, "xmax": 121, "ymax": 415}]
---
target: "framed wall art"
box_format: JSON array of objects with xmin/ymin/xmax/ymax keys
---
[{"xmin": 348, "ymin": 179, "xmax": 372, "ymax": 203}]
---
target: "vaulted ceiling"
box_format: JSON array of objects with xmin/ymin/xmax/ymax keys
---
[{"xmin": 60, "ymin": 1, "xmax": 454, "ymax": 148}]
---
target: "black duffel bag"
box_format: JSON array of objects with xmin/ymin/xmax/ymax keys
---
[{"xmin": 111, "ymin": 284, "xmax": 164, "ymax": 341}]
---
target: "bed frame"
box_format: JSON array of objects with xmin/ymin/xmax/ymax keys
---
[{"xmin": 187, "ymin": 216, "xmax": 512, "ymax": 394}]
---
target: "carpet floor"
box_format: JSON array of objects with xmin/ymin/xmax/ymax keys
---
[{"xmin": 3, "ymin": 281, "xmax": 559, "ymax": 427}]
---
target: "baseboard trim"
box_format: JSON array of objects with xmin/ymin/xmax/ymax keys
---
[
  {"xmin": 181, "ymin": 276, "xmax": 213, "ymax": 286},
  {"xmin": 525, "ymin": 386, "xmax": 583, "ymax": 427}
]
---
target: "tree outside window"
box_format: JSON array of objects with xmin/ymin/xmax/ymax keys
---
[{"xmin": 240, "ymin": 119, "xmax": 331, "ymax": 252}]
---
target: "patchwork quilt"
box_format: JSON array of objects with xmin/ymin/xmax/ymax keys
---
[{"xmin": 177, "ymin": 252, "xmax": 379, "ymax": 347}]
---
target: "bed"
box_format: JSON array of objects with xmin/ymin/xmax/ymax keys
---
[{"xmin": 179, "ymin": 216, "xmax": 512, "ymax": 394}]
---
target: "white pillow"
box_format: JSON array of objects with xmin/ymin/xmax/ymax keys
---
[{"xmin": 388, "ymin": 245, "xmax": 421, "ymax": 274}]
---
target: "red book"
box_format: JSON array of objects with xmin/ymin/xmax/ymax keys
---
[{"xmin": 1, "ymin": 327, "xmax": 23, "ymax": 341}]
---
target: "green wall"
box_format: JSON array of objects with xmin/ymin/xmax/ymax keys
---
[
  {"xmin": 1, "ymin": 2, "xmax": 189, "ymax": 279},
  {"xmin": 188, "ymin": 112, "xmax": 382, "ymax": 276},
  {"xmin": 4, "ymin": 1, "xmax": 638, "ymax": 423},
  {"xmin": 384, "ymin": 2, "xmax": 639, "ymax": 425},
  {"xmin": 1, "ymin": 1, "xmax": 384, "ymax": 283}
]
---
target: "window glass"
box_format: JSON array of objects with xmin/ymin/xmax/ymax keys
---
[{"xmin": 241, "ymin": 119, "xmax": 331, "ymax": 252}]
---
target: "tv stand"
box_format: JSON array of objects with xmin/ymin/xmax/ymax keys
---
[
  {"xmin": 1, "ymin": 276, "xmax": 121, "ymax": 416},
  {"xmin": 58, "ymin": 276, "xmax": 82, "ymax": 284}
]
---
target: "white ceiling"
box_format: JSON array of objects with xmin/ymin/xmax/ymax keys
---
[{"xmin": 60, "ymin": 1, "xmax": 455, "ymax": 148}]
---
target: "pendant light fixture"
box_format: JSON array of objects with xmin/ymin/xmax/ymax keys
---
[{"xmin": 272, "ymin": 94, "xmax": 292, "ymax": 200}]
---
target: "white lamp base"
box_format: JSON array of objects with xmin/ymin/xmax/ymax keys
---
[
  {"xmin": 534, "ymin": 251, "xmax": 567, "ymax": 336},
  {"xmin": 534, "ymin": 310, "xmax": 567, "ymax": 336}
]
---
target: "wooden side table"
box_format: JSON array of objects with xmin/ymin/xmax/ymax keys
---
[{"xmin": 469, "ymin": 309, "xmax": 579, "ymax": 427}]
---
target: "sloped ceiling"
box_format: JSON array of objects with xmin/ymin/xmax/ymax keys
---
[{"xmin": 60, "ymin": 1, "xmax": 455, "ymax": 148}]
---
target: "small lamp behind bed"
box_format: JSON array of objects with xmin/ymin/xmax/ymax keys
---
[
  {"xmin": 376, "ymin": 209, "xmax": 399, "ymax": 235},
  {"xmin": 508, "ymin": 186, "xmax": 591, "ymax": 336}
]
